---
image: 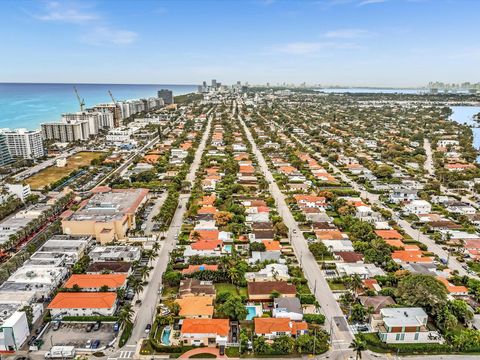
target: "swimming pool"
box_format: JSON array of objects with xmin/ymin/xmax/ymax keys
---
[
  {"xmin": 161, "ymin": 326, "xmax": 171, "ymax": 345},
  {"xmin": 223, "ymin": 245, "xmax": 232, "ymax": 253},
  {"xmin": 246, "ymin": 306, "xmax": 256, "ymax": 320}
]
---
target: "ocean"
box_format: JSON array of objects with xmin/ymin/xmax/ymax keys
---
[{"xmin": 0, "ymin": 83, "xmax": 198, "ymax": 130}]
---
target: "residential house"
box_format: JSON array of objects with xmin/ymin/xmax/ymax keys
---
[
  {"xmin": 272, "ymin": 297, "xmax": 303, "ymax": 321},
  {"xmin": 180, "ymin": 319, "xmax": 229, "ymax": 346},
  {"xmin": 372, "ymin": 307, "xmax": 443, "ymax": 344},
  {"xmin": 254, "ymin": 318, "xmax": 308, "ymax": 339}
]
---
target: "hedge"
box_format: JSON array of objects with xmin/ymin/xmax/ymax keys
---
[
  {"xmin": 359, "ymin": 333, "xmax": 454, "ymax": 354},
  {"xmin": 119, "ymin": 322, "xmax": 133, "ymax": 348}
]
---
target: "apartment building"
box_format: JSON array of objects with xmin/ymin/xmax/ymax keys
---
[
  {"xmin": 0, "ymin": 128, "xmax": 44, "ymax": 159},
  {"xmin": 61, "ymin": 187, "xmax": 148, "ymax": 243},
  {"xmin": 41, "ymin": 119, "xmax": 91, "ymax": 142}
]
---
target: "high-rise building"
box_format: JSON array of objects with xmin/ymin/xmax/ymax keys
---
[
  {"xmin": 211, "ymin": 79, "xmax": 217, "ymax": 89},
  {"xmin": 0, "ymin": 133, "xmax": 13, "ymax": 166},
  {"xmin": 157, "ymin": 89, "xmax": 174, "ymax": 105},
  {"xmin": 41, "ymin": 120, "xmax": 91, "ymax": 142},
  {"xmin": 0, "ymin": 128, "xmax": 44, "ymax": 159}
]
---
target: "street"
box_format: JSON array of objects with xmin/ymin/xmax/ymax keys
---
[
  {"xmin": 125, "ymin": 111, "xmax": 213, "ymax": 347},
  {"xmin": 238, "ymin": 110, "xmax": 354, "ymax": 350}
]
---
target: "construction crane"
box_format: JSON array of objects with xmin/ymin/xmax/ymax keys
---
[
  {"xmin": 108, "ymin": 90, "xmax": 118, "ymax": 105},
  {"xmin": 73, "ymin": 86, "xmax": 85, "ymax": 112}
]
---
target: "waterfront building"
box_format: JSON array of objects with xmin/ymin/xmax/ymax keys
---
[
  {"xmin": 157, "ymin": 89, "xmax": 173, "ymax": 105},
  {"xmin": 0, "ymin": 133, "xmax": 13, "ymax": 166},
  {"xmin": 41, "ymin": 119, "xmax": 91, "ymax": 142},
  {"xmin": 0, "ymin": 128, "xmax": 44, "ymax": 159}
]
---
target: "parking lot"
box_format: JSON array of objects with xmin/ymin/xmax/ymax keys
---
[{"xmin": 40, "ymin": 322, "xmax": 116, "ymax": 350}]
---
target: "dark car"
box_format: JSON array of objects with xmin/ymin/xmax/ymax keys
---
[
  {"xmin": 93, "ymin": 321, "xmax": 101, "ymax": 331},
  {"xmin": 219, "ymin": 345, "xmax": 225, "ymax": 356},
  {"xmin": 113, "ymin": 322, "xmax": 120, "ymax": 332},
  {"xmin": 356, "ymin": 324, "xmax": 369, "ymax": 332},
  {"xmin": 86, "ymin": 323, "xmax": 94, "ymax": 332},
  {"xmin": 27, "ymin": 336, "xmax": 37, "ymax": 346},
  {"xmin": 145, "ymin": 323, "xmax": 152, "ymax": 334},
  {"xmin": 91, "ymin": 340, "xmax": 100, "ymax": 349}
]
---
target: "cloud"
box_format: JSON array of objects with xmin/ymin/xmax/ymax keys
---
[
  {"xmin": 357, "ymin": 0, "xmax": 387, "ymax": 6},
  {"xmin": 277, "ymin": 42, "xmax": 327, "ymax": 54},
  {"xmin": 32, "ymin": 1, "xmax": 137, "ymax": 46},
  {"xmin": 324, "ymin": 28, "xmax": 373, "ymax": 38},
  {"xmin": 81, "ymin": 27, "xmax": 138, "ymax": 46},
  {"xmin": 275, "ymin": 41, "xmax": 360, "ymax": 55},
  {"xmin": 33, "ymin": 1, "xmax": 98, "ymax": 23}
]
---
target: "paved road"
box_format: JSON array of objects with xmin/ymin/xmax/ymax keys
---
[
  {"xmin": 423, "ymin": 138, "xmax": 435, "ymax": 176},
  {"xmin": 237, "ymin": 110, "xmax": 354, "ymax": 350},
  {"xmin": 126, "ymin": 111, "xmax": 213, "ymax": 346},
  {"xmin": 144, "ymin": 193, "xmax": 168, "ymax": 235},
  {"xmin": 289, "ymin": 131, "xmax": 477, "ymax": 280}
]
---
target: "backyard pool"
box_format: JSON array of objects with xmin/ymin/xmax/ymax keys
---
[
  {"xmin": 161, "ymin": 326, "xmax": 171, "ymax": 345},
  {"xmin": 246, "ymin": 306, "xmax": 257, "ymax": 320},
  {"xmin": 223, "ymin": 245, "xmax": 232, "ymax": 253}
]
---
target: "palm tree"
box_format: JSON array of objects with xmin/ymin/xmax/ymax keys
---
[
  {"xmin": 152, "ymin": 241, "xmax": 161, "ymax": 254},
  {"xmin": 190, "ymin": 231, "xmax": 202, "ymax": 242},
  {"xmin": 349, "ymin": 274, "xmax": 363, "ymax": 298},
  {"xmin": 140, "ymin": 266, "xmax": 150, "ymax": 281},
  {"xmin": 118, "ymin": 304, "xmax": 134, "ymax": 330},
  {"xmin": 350, "ymin": 339, "xmax": 366, "ymax": 360},
  {"xmin": 132, "ymin": 278, "xmax": 144, "ymax": 298}
]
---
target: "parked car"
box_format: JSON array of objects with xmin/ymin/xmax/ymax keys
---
[
  {"xmin": 91, "ymin": 340, "xmax": 100, "ymax": 349},
  {"xmin": 27, "ymin": 336, "xmax": 37, "ymax": 346},
  {"xmin": 113, "ymin": 323, "xmax": 120, "ymax": 332},
  {"xmin": 93, "ymin": 321, "xmax": 101, "ymax": 331},
  {"xmin": 85, "ymin": 340, "xmax": 92, "ymax": 349},
  {"xmin": 86, "ymin": 323, "xmax": 94, "ymax": 332},
  {"xmin": 145, "ymin": 324, "xmax": 152, "ymax": 334},
  {"xmin": 52, "ymin": 321, "xmax": 61, "ymax": 331}
]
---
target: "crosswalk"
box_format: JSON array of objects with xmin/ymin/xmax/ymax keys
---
[{"xmin": 108, "ymin": 349, "xmax": 134, "ymax": 360}]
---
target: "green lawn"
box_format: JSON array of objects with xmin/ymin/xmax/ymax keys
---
[
  {"xmin": 215, "ymin": 283, "xmax": 240, "ymax": 296},
  {"xmin": 328, "ymin": 282, "xmax": 347, "ymax": 291}
]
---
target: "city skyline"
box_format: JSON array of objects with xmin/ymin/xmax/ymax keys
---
[{"xmin": 1, "ymin": 0, "xmax": 479, "ymax": 86}]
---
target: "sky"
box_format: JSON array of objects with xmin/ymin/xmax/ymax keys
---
[{"xmin": 1, "ymin": 0, "xmax": 479, "ymax": 87}]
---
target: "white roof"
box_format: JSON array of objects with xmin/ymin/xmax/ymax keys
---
[{"xmin": 381, "ymin": 307, "xmax": 427, "ymax": 327}]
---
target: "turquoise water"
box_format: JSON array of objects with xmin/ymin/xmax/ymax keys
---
[
  {"xmin": 0, "ymin": 83, "xmax": 197, "ymax": 130},
  {"xmin": 246, "ymin": 306, "xmax": 256, "ymax": 320},
  {"xmin": 223, "ymin": 245, "xmax": 232, "ymax": 253},
  {"xmin": 161, "ymin": 326, "xmax": 171, "ymax": 345},
  {"xmin": 450, "ymin": 106, "xmax": 480, "ymax": 151}
]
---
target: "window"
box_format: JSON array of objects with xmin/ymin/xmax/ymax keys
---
[
  {"xmin": 396, "ymin": 334, "xmax": 401, "ymax": 341},
  {"xmin": 414, "ymin": 333, "xmax": 419, "ymax": 341}
]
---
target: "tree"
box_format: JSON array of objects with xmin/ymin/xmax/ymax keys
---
[
  {"xmin": 447, "ymin": 299, "xmax": 473, "ymax": 324},
  {"xmin": 163, "ymin": 271, "xmax": 182, "ymax": 287},
  {"xmin": 99, "ymin": 285, "xmax": 110, "ymax": 292},
  {"xmin": 118, "ymin": 304, "xmax": 134, "ymax": 330},
  {"xmin": 350, "ymin": 338, "xmax": 366, "ymax": 360},
  {"xmin": 250, "ymin": 242, "xmax": 266, "ymax": 252},
  {"xmin": 214, "ymin": 211, "xmax": 233, "ymax": 226},
  {"xmin": 273, "ymin": 221, "xmax": 288, "ymax": 237},
  {"xmin": 218, "ymin": 295, "xmax": 247, "ymax": 321},
  {"xmin": 350, "ymin": 303, "xmax": 367, "ymax": 323},
  {"xmin": 272, "ymin": 335, "xmax": 295, "ymax": 354},
  {"xmin": 296, "ymin": 330, "xmax": 329, "ymax": 355},
  {"xmin": 309, "ymin": 242, "xmax": 330, "ymax": 259},
  {"xmin": 190, "ymin": 231, "xmax": 201, "ymax": 242},
  {"xmin": 253, "ymin": 336, "xmax": 271, "ymax": 355},
  {"xmin": 373, "ymin": 164, "xmax": 394, "ymax": 178},
  {"xmin": 348, "ymin": 274, "xmax": 363, "ymax": 297},
  {"xmin": 395, "ymin": 274, "xmax": 448, "ymax": 316}
]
